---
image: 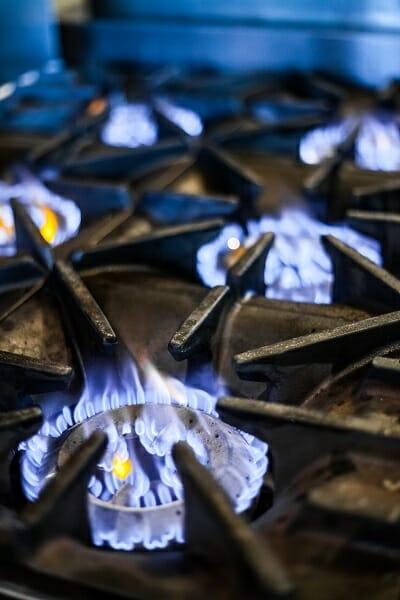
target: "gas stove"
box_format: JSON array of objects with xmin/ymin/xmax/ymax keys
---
[{"xmin": 0, "ymin": 59, "xmax": 398, "ymax": 600}]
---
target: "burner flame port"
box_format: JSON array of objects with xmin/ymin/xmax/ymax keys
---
[{"xmin": 20, "ymin": 361, "xmax": 267, "ymax": 551}]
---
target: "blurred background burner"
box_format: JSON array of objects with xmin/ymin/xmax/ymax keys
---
[
  {"xmin": 300, "ymin": 114, "xmax": 400, "ymax": 171},
  {"xmin": 0, "ymin": 172, "xmax": 80, "ymax": 253},
  {"xmin": 102, "ymin": 100, "xmax": 159, "ymax": 148},
  {"xmin": 101, "ymin": 95, "xmax": 202, "ymax": 148}
]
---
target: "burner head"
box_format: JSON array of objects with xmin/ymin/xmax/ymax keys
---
[
  {"xmin": 102, "ymin": 102, "xmax": 158, "ymax": 148},
  {"xmin": 300, "ymin": 115, "xmax": 400, "ymax": 171},
  {"xmin": 0, "ymin": 174, "xmax": 80, "ymax": 253},
  {"xmin": 57, "ymin": 404, "xmax": 266, "ymax": 550},
  {"xmin": 197, "ymin": 209, "xmax": 381, "ymax": 303},
  {"xmin": 101, "ymin": 96, "xmax": 202, "ymax": 148},
  {"xmin": 20, "ymin": 363, "xmax": 267, "ymax": 552}
]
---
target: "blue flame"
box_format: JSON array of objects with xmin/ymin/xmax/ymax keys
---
[
  {"xmin": 0, "ymin": 173, "xmax": 80, "ymax": 253},
  {"xmin": 155, "ymin": 98, "xmax": 203, "ymax": 136},
  {"xmin": 17, "ymin": 70, "xmax": 40, "ymax": 88},
  {"xmin": 356, "ymin": 116, "xmax": 400, "ymax": 171},
  {"xmin": 20, "ymin": 360, "xmax": 267, "ymax": 551},
  {"xmin": 0, "ymin": 81, "xmax": 16, "ymax": 102},
  {"xmin": 299, "ymin": 120, "xmax": 351, "ymax": 164},
  {"xmin": 300, "ymin": 115, "xmax": 400, "ymax": 171},
  {"xmin": 102, "ymin": 101, "xmax": 158, "ymax": 148},
  {"xmin": 258, "ymin": 209, "xmax": 381, "ymax": 303},
  {"xmin": 197, "ymin": 209, "xmax": 381, "ymax": 303},
  {"xmin": 197, "ymin": 223, "xmax": 245, "ymax": 286}
]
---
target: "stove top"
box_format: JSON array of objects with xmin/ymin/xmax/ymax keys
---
[{"xmin": 0, "ymin": 62, "xmax": 398, "ymax": 599}]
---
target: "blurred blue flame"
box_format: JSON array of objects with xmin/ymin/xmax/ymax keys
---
[
  {"xmin": 0, "ymin": 81, "xmax": 16, "ymax": 102},
  {"xmin": 0, "ymin": 173, "xmax": 80, "ymax": 253},
  {"xmin": 20, "ymin": 360, "xmax": 267, "ymax": 551},
  {"xmin": 356, "ymin": 116, "xmax": 400, "ymax": 171},
  {"xmin": 155, "ymin": 98, "xmax": 203, "ymax": 136},
  {"xmin": 197, "ymin": 209, "xmax": 381, "ymax": 303},
  {"xmin": 299, "ymin": 120, "xmax": 351, "ymax": 164},
  {"xmin": 18, "ymin": 70, "xmax": 40, "ymax": 87},
  {"xmin": 300, "ymin": 115, "xmax": 400, "ymax": 171},
  {"xmin": 102, "ymin": 102, "xmax": 158, "ymax": 148}
]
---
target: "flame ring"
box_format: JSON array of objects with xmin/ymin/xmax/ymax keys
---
[{"xmin": 22, "ymin": 403, "xmax": 268, "ymax": 551}]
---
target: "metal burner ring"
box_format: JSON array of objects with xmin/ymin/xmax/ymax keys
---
[{"xmin": 58, "ymin": 404, "xmax": 267, "ymax": 551}]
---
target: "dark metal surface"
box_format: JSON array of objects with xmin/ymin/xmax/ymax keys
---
[
  {"xmin": 227, "ymin": 232, "xmax": 274, "ymax": 297},
  {"xmin": 63, "ymin": 139, "xmax": 187, "ymax": 179},
  {"xmin": 198, "ymin": 145, "xmax": 263, "ymax": 217},
  {"xmin": 0, "ymin": 348, "xmax": 73, "ymax": 394},
  {"xmin": 53, "ymin": 260, "xmax": 117, "ymax": 351},
  {"xmin": 173, "ymin": 442, "xmax": 293, "ymax": 598},
  {"xmin": 141, "ymin": 189, "xmax": 238, "ymax": 224},
  {"xmin": 371, "ymin": 355, "xmax": 400, "ymax": 380},
  {"xmin": 235, "ymin": 309, "xmax": 400, "ymax": 379},
  {"xmin": 46, "ymin": 176, "xmax": 133, "ymax": 220},
  {"xmin": 12, "ymin": 199, "xmax": 53, "ymax": 271},
  {"xmin": 169, "ymin": 285, "xmax": 231, "ymax": 361},
  {"xmin": 218, "ymin": 396, "xmax": 400, "ymax": 493},
  {"xmin": 215, "ymin": 117, "xmax": 327, "ymax": 159},
  {"xmin": 73, "ymin": 219, "xmax": 224, "ymax": 280},
  {"xmin": 169, "ymin": 284, "xmax": 232, "ymax": 391},
  {"xmin": 30, "ymin": 111, "xmax": 109, "ymax": 166},
  {"xmin": 81, "ymin": 268, "xmax": 205, "ymax": 379},
  {"xmin": 323, "ymin": 234, "xmax": 400, "ymax": 312},
  {"xmin": 0, "ymin": 257, "xmax": 45, "ymax": 292},
  {"xmin": 347, "ymin": 209, "xmax": 400, "ymax": 277}
]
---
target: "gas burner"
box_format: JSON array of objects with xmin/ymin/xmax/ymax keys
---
[
  {"xmin": 259, "ymin": 208, "xmax": 381, "ymax": 302},
  {"xmin": 20, "ymin": 362, "xmax": 267, "ymax": 551},
  {"xmin": 300, "ymin": 115, "xmax": 400, "ymax": 171},
  {"xmin": 102, "ymin": 101, "xmax": 159, "ymax": 148},
  {"xmin": 101, "ymin": 92, "xmax": 203, "ymax": 149},
  {"xmin": 0, "ymin": 173, "xmax": 80, "ymax": 253},
  {"xmin": 197, "ymin": 208, "xmax": 381, "ymax": 302}
]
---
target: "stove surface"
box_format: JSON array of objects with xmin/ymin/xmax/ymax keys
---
[{"xmin": 0, "ymin": 61, "xmax": 398, "ymax": 599}]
